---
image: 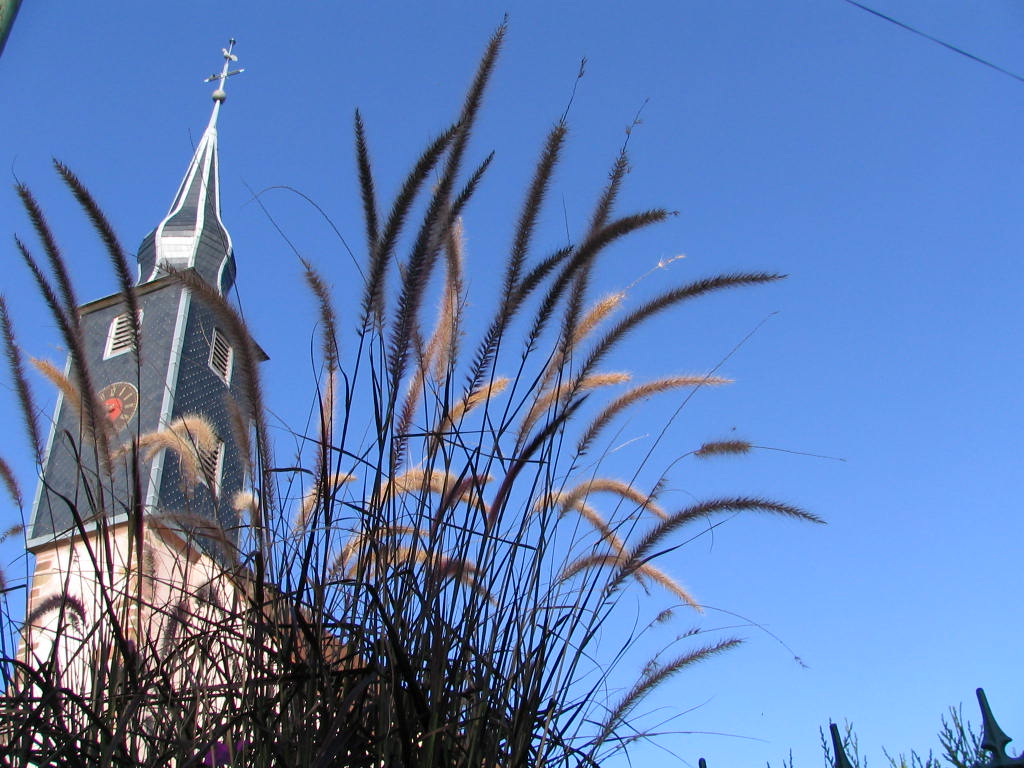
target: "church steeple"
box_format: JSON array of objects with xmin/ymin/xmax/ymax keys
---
[
  {"xmin": 27, "ymin": 40, "xmax": 262, "ymax": 553},
  {"xmin": 137, "ymin": 41, "xmax": 244, "ymax": 295},
  {"xmin": 21, "ymin": 42, "xmax": 263, "ymax": 690}
]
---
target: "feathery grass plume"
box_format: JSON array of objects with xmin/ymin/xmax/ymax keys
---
[
  {"xmin": 1, "ymin": 296, "xmax": 42, "ymax": 463},
  {"xmin": 577, "ymin": 374, "xmax": 731, "ymax": 456},
  {"xmin": 139, "ymin": 414, "xmax": 220, "ymax": 490},
  {"xmin": 170, "ymin": 414, "xmax": 218, "ymax": 454},
  {"xmin": 519, "ymin": 371, "xmax": 630, "ymax": 443},
  {"xmin": 226, "ymin": 395, "xmax": 253, "ymax": 480},
  {"xmin": 54, "ymin": 161, "xmax": 142, "ymax": 361},
  {"xmin": 232, "ymin": 489, "xmax": 258, "ymax": 518},
  {"xmin": 295, "ymin": 472, "xmax": 355, "ymax": 531},
  {"xmin": 15, "ymin": 183, "xmax": 81, "ymax": 320},
  {"xmin": 595, "ymin": 638, "xmax": 742, "ymax": 750},
  {"xmin": 387, "ymin": 23, "xmax": 506, "ymax": 395},
  {"xmin": 15, "ymin": 237, "xmax": 111, "ymax": 473},
  {"xmin": 555, "ymin": 496, "xmax": 625, "ymax": 552},
  {"xmin": 15, "ymin": 187, "xmax": 110, "ymax": 462},
  {"xmin": 442, "ymin": 376, "xmax": 509, "ymax": 432},
  {"xmin": 572, "ymin": 291, "xmax": 625, "ymax": 349},
  {"xmin": 0, "ymin": 522, "xmax": 24, "ymax": 543},
  {"xmin": 463, "ymin": 122, "xmax": 568, "ymax": 395},
  {"xmin": 302, "ymin": 260, "xmax": 340, "ymax": 378},
  {"xmin": 589, "ymin": 148, "xmax": 630, "ymax": 234},
  {"xmin": 337, "ymin": 525, "xmax": 426, "ymax": 575},
  {"xmin": 560, "ymin": 552, "xmax": 623, "ymax": 583},
  {"xmin": 25, "ymin": 592, "xmax": 87, "ymax": 631},
  {"xmin": 13, "ymin": 236, "xmax": 70, "ymax": 339},
  {"xmin": 506, "ymin": 122, "xmax": 568, "ymax": 297},
  {"xmin": 560, "ymin": 552, "xmax": 697, "ymax": 608},
  {"xmin": 612, "ymin": 497, "xmax": 822, "ymax": 597},
  {"xmin": 638, "ymin": 561, "xmax": 699, "ymax": 609},
  {"xmin": 526, "ymin": 209, "xmax": 673, "ymax": 348},
  {"xmin": 374, "ymin": 468, "xmax": 491, "ymax": 511},
  {"xmin": 443, "ymin": 18, "xmax": 506, "ymax": 199},
  {"xmin": 579, "ymin": 272, "xmax": 784, "ymax": 381},
  {"xmin": 0, "ymin": 456, "xmax": 23, "ymax": 509},
  {"xmin": 556, "ymin": 477, "xmax": 666, "ymax": 520},
  {"xmin": 159, "ymin": 598, "xmax": 192, "ymax": 657},
  {"xmin": 141, "ymin": 543, "xmax": 157, "ymax": 601},
  {"xmin": 30, "ymin": 358, "xmax": 82, "ymax": 422},
  {"xmin": 538, "ymin": 290, "xmax": 627, "ymax": 401},
  {"xmin": 394, "ymin": 320, "xmax": 432, "ymax": 460},
  {"xmin": 695, "ymin": 439, "xmax": 753, "ymax": 458},
  {"xmin": 140, "ymin": 429, "xmax": 200, "ymax": 488},
  {"xmin": 361, "ymin": 126, "xmax": 457, "ymax": 329},
  {"xmin": 173, "ymin": 269, "xmax": 272, "ymax": 513},
  {"xmin": 546, "ymin": 149, "xmax": 636, "ymax": 396},
  {"xmin": 426, "ymin": 216, "xmax": 466, "ymax": 381},
  {"xmin": 354, "ymin": 109, "xmax": 380, "ymax": 258},
  {"xmin": 449, "ymin": 151, "xmax": 495, "ymax": 222}
]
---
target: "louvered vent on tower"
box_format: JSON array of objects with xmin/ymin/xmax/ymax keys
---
[
  {"xmin": 198, "ymin": 440, "xmax": 224, "ymax": 497},
  {"xmin": 104, "ymin": 311, "xmax": 142, "ymax": 359},
  {"xmin": 208, "ymin": 328, "xmax": 233, "ymax": 383}
]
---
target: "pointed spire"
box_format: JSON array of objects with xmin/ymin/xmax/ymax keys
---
[
  {"xmin": 977, "ymin": 687, "xmax": 1024, "ymax": 766},
  {"xmin": 829, "ymin": 723, "xmax": 855, "ymax": 768},
  {"xmin": 203, "ymin": 38, "xmax": 245, "ymax": 132},
  {"xmin": 137, "ymin": 41, "xmax": 244, "ymax": 295}
]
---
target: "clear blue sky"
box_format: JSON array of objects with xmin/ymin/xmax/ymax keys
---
[{"xmin": 2, "ymin": 2, "xmax": 1023, "ymax": 766}]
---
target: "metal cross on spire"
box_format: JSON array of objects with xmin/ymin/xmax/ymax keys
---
[{"xmin": 203, "ymin": 38, "xmax": 244, "ymax": 127}]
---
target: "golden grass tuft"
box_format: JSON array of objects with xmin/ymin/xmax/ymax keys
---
[
  {"xmin": 426, "ymin": 215, "xmax": 466, "ymax": 380},
  {"xmin": 694, "ymin": 439, "xmax": 753, "ymax": 458},
  {"xmin": 577, "ymin": 374, "xmax": 731, "ymax": 455},
  {"xmin": 337, "ymin": 525, "xmax": 427, "ymax": 576},
  {"xmin": 232, "ymin": 489, "xmax": 260, "ymax": 529},
  {"xmin": 170, "ymin": 414, "xmax": 218, "ymax": 454},
  {"xmin": 31, "ymin": 358, "xmax": 82, "ymax": 422},
  {"xmin": 546, "ymin": 478, "xmax": 666, "ymax": 521},
  {"xmin": 295, "ymin": 472, "xmax": 356, "ymax": 530},
  {"xmin": 539, "ymin": 493, "xmax": 626, "ymax": 552},
  {"xmin": 636, "ymin": 562, "xmax": 699, "ymax": 610},
  {"xmin": 520, "ymin": 371, "xmax": 631, "ymax": 441},
  {"xmin": 138, "ymin": 415, "xmax": 218, "ymax": 490},
  {"xmin": 571, "ymin": 291, "xmax": 624, "ymax": 350},
  {"xmin": 443, "ymin": 376, "xmax": 509, "ymax": 431},
  {"xmin": 140, "ymin": 430, "xmax": 199, "ymax": 487},
  {"xmin": 374, "ymin": 468, "xmax": 491, "ymax": 510},
  {"xmin": 0, "ymin": 456, "xmax": 23, "ymax": 509}
]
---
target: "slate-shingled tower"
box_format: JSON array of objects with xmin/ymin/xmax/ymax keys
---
[{"xmin": 26, "ymin": 42, "xmax": 262, "ymax": 558}]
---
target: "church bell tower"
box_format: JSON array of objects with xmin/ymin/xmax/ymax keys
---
[{"xmin": 23, "ymin": 43, "xmax": 262, "ymax": 663}]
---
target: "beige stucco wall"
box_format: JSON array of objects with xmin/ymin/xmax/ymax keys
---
[{"xmin": 19, "ymin": 520, "xmax": 251, "ymax": 720}]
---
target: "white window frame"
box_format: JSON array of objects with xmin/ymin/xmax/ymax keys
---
[
  {"xmin": 103, "ymin": 311, "xmax": 143, "ymax": 359},
  {"xmin": 208, "ymin": 328, "xmax": 234, "ymax": 384}
]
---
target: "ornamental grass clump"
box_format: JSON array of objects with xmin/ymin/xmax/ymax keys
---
[{"xmin": 0, "ymin": 22, "xmax": 820, "ymax": 767}]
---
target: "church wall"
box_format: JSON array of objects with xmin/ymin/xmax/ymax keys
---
[
  {"xmin": 26, "ymin": 282, "xmax": 185, "ymax": 547},
  {"xmin": 158, "ymin": 295, "xmax": 251, "ymax": 552},
  {"xmin": 20, "ymin": 519, "xmax": 250, "ymax": 723}
]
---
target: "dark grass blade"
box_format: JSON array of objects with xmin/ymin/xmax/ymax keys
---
[
  {"xmin": 580, "ymin": 272, "xmax": 785, "ymax": 381},
  {"xmin": 354, "ymin": 110, "xmax": 380, "ymax": 258},
  {"xmin": 0, "ymin": 295, "xmax": 43, "ymax": 463},
  {"xmin": 361, "ymin": 126, "xmax": 457, "ymax": 328},
  {"xmin": 53, "ymin": 160, "xmax": 142, "ymax": 362}
]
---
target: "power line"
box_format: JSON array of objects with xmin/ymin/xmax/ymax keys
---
[{"xmin": 843, "ymin": 0, "xmax": 1024, "ymax": 85}]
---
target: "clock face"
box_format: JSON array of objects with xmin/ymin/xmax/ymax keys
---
[{"xmin": 98, "ymin": 381, "xmax": 139, "ymax": 433}]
